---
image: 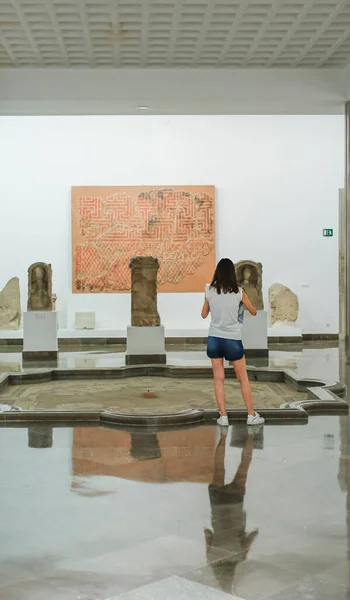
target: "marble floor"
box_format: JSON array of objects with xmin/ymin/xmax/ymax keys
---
[{"xmin": 1, "ymin": 414, "xmax": 350, "ymax": 599}]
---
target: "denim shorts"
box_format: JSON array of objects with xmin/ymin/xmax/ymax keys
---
[{"xmin": 207, "ymin": 336, "xmax": 244, "ymax": 362}]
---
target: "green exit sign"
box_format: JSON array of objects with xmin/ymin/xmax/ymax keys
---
[{"xmin": 323, "ymin": 229, "xmax": 333, "ymax": 237}]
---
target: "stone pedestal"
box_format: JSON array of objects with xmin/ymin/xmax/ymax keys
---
[
  {"xmin": 126, "ymin": 325, "xmax": 166, "ymax": 365},
  {"xmin": 23, "ymin": 311, "xmax": 58, "ymax": 360},
  {"xmin": 241, "ymin": 310, "xmax": 268, "ymax": 356}
]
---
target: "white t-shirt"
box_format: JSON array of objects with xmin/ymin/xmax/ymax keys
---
[{"xmin": 205, "ymin": 284, "xmax": 243, "ymax": 340}]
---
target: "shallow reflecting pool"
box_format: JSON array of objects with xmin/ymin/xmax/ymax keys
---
[{"xmin": 0, "ymin": 417, "xmax": 350, "ymax": 599}]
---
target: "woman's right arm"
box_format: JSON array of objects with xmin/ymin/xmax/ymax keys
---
[{"xmin": 242, "ymin": 290, "xmax": 257, "ymax": 316}]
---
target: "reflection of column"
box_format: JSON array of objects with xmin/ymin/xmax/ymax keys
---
[
  {"xmin": 130, "ymin": 432, "xmax": 161, "ymax": 461},
  {"xmin": 28, "ymin": 425, "xmax": 53, "ymax": 448},
  {"xmin": 345, "ymin": 102, "xmax": 350, "ymax": 359},
  {"xmin": 129, "ymin": 257, "xmax": 160, "ymax": 326}
]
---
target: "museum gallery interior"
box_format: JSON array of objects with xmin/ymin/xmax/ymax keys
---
[{"xmin": 1, "ymin": 1, "xmax": 350, "ymax": 599}]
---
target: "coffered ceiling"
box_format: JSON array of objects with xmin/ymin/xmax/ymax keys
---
[{"xmin": 0, "ymin": 0, "xmax": 350, "ymax": 69}]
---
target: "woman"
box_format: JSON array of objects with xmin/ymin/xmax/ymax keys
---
[{"xmin": 201, "ymin": 258, "xmax": 264, "ymax": 427}]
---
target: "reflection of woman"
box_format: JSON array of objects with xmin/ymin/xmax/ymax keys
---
[
  {"xmin": 205, "ymin": 431, "xmax": 258, "ymax": 594},
  {"xmin": 201, "ymin": 258, "xmax": 264, "ymax": 427}
]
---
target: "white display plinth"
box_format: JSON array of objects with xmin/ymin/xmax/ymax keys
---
[
  {"xmin": 23, "ymin": 311, "xmax": 58, "ymax": 359},
  {"xmin": 126, "ymin": 325, "xmax": 166, "ymax": 365},
  {"xmin": 242, "ymin": 310, "xmax": 268, "ymax": 353},
  {"xmin": 268, "ymin": 323, "xmax": 302, "ymax": 340}
]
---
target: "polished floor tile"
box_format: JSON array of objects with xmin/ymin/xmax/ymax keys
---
[
  {"xmin": 107, "ymin": 575, "xmax": 243, "ymax": 599},
  {"xmin": 0, "ymin": 570, "xmax": 125, "ymax": 600},
  {"xmin": 57, "ymin": 535, "xmax": 230, "ymax": 580},
  {"xmin": 262, "ymin": 576, "xmax": 350, "ymax": 599},
  {"xmin": 184, "ymin": 558, "xmax": 298, "ymax": 599}
]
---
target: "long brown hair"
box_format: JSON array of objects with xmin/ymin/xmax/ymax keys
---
[{"xmin": 210, "ymin": 258, "xmax": 239, "ymax": 294}]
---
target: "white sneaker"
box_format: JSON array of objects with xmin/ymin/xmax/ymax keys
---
[
  {"xmin": 247, "ymin": 412, "xmax": 265, "ymax": 426},
  {"xmin": 217, "ymin": 415, "xmax": 229, "ymax": 427}
]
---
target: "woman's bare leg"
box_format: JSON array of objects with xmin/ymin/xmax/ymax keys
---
[
  {"xmin": 232, "ymin": 357, "xmax": 254, "ymax": 416},
  {"xmin": 211, "ymin": 358, "xmax": 226, "ymax": 416}
]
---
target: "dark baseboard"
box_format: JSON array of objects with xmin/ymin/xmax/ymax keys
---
[
  {"xmin": 245, "ymin": 349, "xmax": 268, "ymax": 358},
  {"xmin": 125, "ymin": 354, "xmax": 167, "ymax": 365},
  {"xmin": 302, "ymin": 333, "xmax": 339, "ymax": 341},
  {"xmin": 166, "ymin": 337, "xmax": 207, "ymax": 345},
  {"xmin": 268, "ymin": 336, "xmax": 303, "ymax": 344},
  {"xmin": 59, "ymin": 337, "xmax": 126, "ymax": 346},
  {"xmin": 0, "ymin": 333, "xmax": 339, "ymax": 349},
  {"xmin": 22, "ymin": 351, "xmax": 58, "ymax": 360}
]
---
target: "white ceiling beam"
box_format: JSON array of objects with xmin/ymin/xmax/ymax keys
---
[
  {"xmin": 110, "ymin": 0, "xmax": 121, "ymax": 67},
  {"xmin": 77, "ymin": 0, "xmax": 95, "ymax": 66},
  {"xmin": 292, "ymin": 0, "xmax": 349, "ymax": 67},
  {"xmin": 266, "ymin": 2, "xmax": 314, "ymax": 67},
  {"xmin": 0, "ymin": 32, "xmax": 18, "ymax": 66},
  {"xmin": 241, "ymin": 0, "xmax": 282, "ymax": 66},
  {"xmin": 191, "ymin": 0, "xmax": 217, "ymax": 66},
  {"xmin": 9, "ymin": 0, "xmax": 45, "ymax": 65},
  {"xmin": 166, "ymin": 0, "xmax": 184, "ymax": 67},
  {"xmin": 217, "ymin": 3, "xmax": 248, "ymax": 64},
  {"xmin": 42, "ymin": 0, "xmax": 70, "ymax": 66},
  {"xmin": 317, "ymin": 29, "xmax": 350, "ymax": 67},
  {"xmin": 140, "ymin": 0, "xmax": 151, "ymax": 67}
]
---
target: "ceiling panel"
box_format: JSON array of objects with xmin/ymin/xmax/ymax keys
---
[{"xmin": 0, "ymin": 0, "xmax": 349, "ymax": 68}]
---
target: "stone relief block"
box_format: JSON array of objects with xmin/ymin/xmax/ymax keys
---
[
  {"xmin": 130, "ymin": 256, "xmax": 160, "ymax": 326},
  {"xmin": 72, "ymin": 185, "xmax": 215, "ymax": 293},
  {"xmin": 75, "ymin": 312, "xmax": 96, "ymax": 330},
  {"xmin": 269, "ymin": 283, "xmax": 299, "ymax": 325},
  {"xmin": 235, "ymin": 260, "xmax": 264, "ymax": 310},
  {"xmin": 0, "ymin": 277, "xmax": 21, "ymax": 330},
  {"xmin": 27, "ymin": 262, "xmax": 53, "ymax": 311}
]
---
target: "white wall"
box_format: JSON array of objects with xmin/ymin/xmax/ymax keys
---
[{"xmin": 0, "ymin": 114, "xmax": 344, "ymax": 334}]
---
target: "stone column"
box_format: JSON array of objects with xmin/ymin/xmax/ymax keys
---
[
  {"xmin": 126, "ymin": 256, "xmax": 166, "ymax": 365},
  {"xmin": 129, "ymin": 256, "xmax": 160, "ymax": 326}
]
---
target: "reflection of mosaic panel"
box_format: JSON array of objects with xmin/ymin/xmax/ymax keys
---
[{"xmin": 72, "ymin": 186, "xmax": 215, "ymax": 293}]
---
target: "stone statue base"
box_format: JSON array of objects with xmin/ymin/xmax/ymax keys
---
[
  {"xmin": 23, "ymin": 311, "xmax": 58, "ymax": 361},
  {"xmin": 241, "ymin": 310, "xmax": 268, "ymax": 355},
  {"xmin": 126, "ymin": 325, "xmax": 166, "ymax": 365}
]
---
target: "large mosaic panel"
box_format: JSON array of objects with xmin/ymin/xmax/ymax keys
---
[{"xmin": 72, "ymin": 186, "xmax": 215, "ymax": 293}]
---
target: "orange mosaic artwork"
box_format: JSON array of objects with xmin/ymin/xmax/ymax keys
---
[{"xmin": 71, "ymin": 186, "xmax": 215, "ymax": 293}]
